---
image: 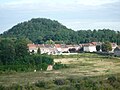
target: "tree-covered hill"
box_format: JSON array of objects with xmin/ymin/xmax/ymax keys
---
[
  {"xmin": 1, "ymin": 18, "xmax": 120, "ymax": 44},
  {"xmin": 2, "ymin": 18, "xmax": 75, "ymax": 44}
]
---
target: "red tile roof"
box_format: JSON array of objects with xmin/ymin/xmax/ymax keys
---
[
  {"xmin": 54, "ymin": 44, "xmax": 61, "ymax": 48},
  {"xmin": 27, "ymin": 44, "xmax": 37, "ymax": 48}
]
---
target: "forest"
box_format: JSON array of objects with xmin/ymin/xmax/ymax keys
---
[
  {"xmin": 0, "ymin": 38, "xmax": 55, "ymax": 72},
  {"xmin": 1, "ymin": 18, "xmax": 120, "ymax": 44}
]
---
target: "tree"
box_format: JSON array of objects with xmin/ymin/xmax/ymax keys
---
[
  {"xmin": 101, "ymin": 42, "xmax": 112, "ymax": 52},
  {"xmin": 45, "ymin": 39, "xmax": 55, "ymax": 44},
  {"xmin": 69, "ymin": 48, "xmax": 76, "ymax": 53},
  {"xmin": 37, "ymin": 48, "xmax": 41, "ymax": 54},
  {"xmin": 96, "ymin": 45, "xmax": 101, "ymax": 51},
  {"xmin": 15, "ymin": 39, "xmax": 29, "ymax": 59},
  {"xmin": 0, "ymin": 39, "xmax": 15, "ymax": 65}
]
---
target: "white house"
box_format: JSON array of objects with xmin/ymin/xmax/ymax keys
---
[
  {"xmin": 83, "ymin": 43, "xmax": 97, "ymax": 52},
  {"xmin": 114, "ymin": 47, "xmax": 120, "ymax": 56},
  {"xmin": 111, "ymin": 43, "xmax": 117, "ymax": 53},
  {"xmin": 39, "ymin": 44, "xmax": 57, "ymax": 55}
]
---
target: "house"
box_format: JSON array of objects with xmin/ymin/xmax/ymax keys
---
[
  {"xmin": 60, "ymin": 44, "xmax": 69, "ymax": 53},
  {"xmin": 54, "ymin": 44, "xmax": 62, "ymax": 54},
  {"xmin": 39, "ymin": 44, "xmax": 57, "ymax": 55},
  {"xmin": 114, "ymin": 47, "xmax": 120, "ymax": 56},
  {"xmin": 54, "ymin": 44, "xmax": 69, "ymax": 54},
  {"xmin": 27, "ymin": 44, "xmax": 38, "ymax": 53},
  {"xmin": 111, "ymin": 43, "xmax": 117, "ymax": 53},
  {"xmin": 28, "ymin": 44, "xmax": 57, "ymax": 55},
  {"xmin": 83, "ymin": 42, "xmax": 97, "ymax": 52}
]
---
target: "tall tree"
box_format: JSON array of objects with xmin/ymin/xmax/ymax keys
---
[
  {"xmin": 0, "ymin": 39, "xmax": 15, "ymax": 65},
  {"xmin": 101, "ymin": 41, "xmax": 112, "ymax": 52},
  {"xmin": 15, "ymin": 38, "xmax": 29, "ymax": 59},
  {"xmin": 37, "ymin": 48, "xmax": 41, "ymax": 54}
]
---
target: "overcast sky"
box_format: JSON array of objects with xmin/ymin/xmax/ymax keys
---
[{"xmin": 0, "ymin": 0, "xmax": 120, "ymax": 33}]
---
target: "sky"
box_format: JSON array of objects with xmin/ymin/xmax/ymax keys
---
[{"xmin": 0, "ymin": 0, "xmax": 120, "ymax": 34}]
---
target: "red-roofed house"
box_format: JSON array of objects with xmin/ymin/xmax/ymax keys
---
[{"xmin": 27, "ymin": 44, "xmax": 38, "ymax": 53}]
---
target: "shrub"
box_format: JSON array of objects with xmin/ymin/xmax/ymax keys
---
[
  {"xmin": 53, "ymin": 62, "xmax": 67, "ymax": 70},
  {"xmin": 41, "ymin": 63, "xmax": 48, "ymax": 71},
  {"xmin": 107, "ymin": 76, "xmax": 116, "ymax": 84},
  {"xmin": 25, "ymin": 83, "xmax": 34, "ymax": 90},
  {"xmin": 35, "ymin": 80, "xmax": 46, "ymax": 88},
  {"xmin": 0, "ymin": 85, "xmax": 5, "ymax": 90},
  {"xmin": 67, "ymin": 77, "xmax": 79, "ymax": 83},
  {"xmin": 54, "ymin": 79, "xmax": 65, "ymax": 85}
]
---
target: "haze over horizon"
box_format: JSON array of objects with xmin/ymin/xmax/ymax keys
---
[{"xmin": 0, "ymin": 0, "xmax": 120, "ymax": 34}]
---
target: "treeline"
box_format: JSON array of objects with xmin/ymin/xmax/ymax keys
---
[
  {"xmin": 0, "ymin": 38, "xmax": 54, "ymax": 72},
  {"xmin": 1, "ymin": 18, "xmax": 120, "ymax": 44},
  {"xmin": 77, "ymin": 29, "xmax": 120, "ymax": 44}
]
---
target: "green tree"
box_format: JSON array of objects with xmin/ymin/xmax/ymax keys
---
[
  {"xmin": 96, "ymin": 45, "xmax": 101, "ymax": 51},
  {"xmin": 101, "ymin": 42, "xmax": 112, "ymax": 52},
  {"xmin": 15, "ymin": 39, "xmax": 29, "ymax": 59},
  {"xmin": 37, "ymin": 48, "xmax": 41, "ymax": 54},
  {"xmin": 0, "ymin": 39, "xmax": 15, "ymax": 65}
]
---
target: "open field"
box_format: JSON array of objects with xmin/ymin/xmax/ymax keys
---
[
  {"xmin": 54, "ymin": 53, "xmax": 120, "ymax": 77},
  {"xmin": 0, "ymin": 53, "xmax": 120, "ymax": 89}
]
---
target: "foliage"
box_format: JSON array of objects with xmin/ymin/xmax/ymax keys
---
[
  {"xmin": 54, "ymin": 79, "xmax": 65, "ymax": 85},
  {"xmin": 69, "ymin": 48, "xmax": 76, "ymax": 53},
  {"xmin": 1, "ymin": 74, "xmax": 120, "ymax": 90},
  {"xmin": 1, "ymin": 18, "xmax": 120, "ymax": 44},
  {"xmin": 53, "ymin": 62, "xmax": 67, "ymax": 70},
  {"xmin": 96, "ymin": 45, "xmax": 101, "ymax": 51},
  {"xmin": 37, "ymin": 48, "xmax": 41, "ymax": 54},
  {"xmin": 0, "ymin": 38, "xmax": 15, "ymax": 65},
  {"xmin": 0, "ymin": 38, "xmax": 54, "ymax": 72},
  {"xmin": 101, "ymin": 41, "xmax": 112, "ymax": 52},
  {"xmin": 35, "ymin": 80, "xmax": 46, "ymax": 88},
  {"xmin": 107, "ymin": 76, "xmax": 117, "ymax": 84}
]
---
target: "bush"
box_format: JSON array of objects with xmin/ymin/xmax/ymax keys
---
[
  {"xmin": 54, "ymin": 79, "xmax": 65, "ymax": 85},
  {"xmin": 0, "ymin": 85, "xmax": 5, "ymax": 90},
  {"xmin": 35, "ymin": 80, "xmax": 46, "ymax": 88},
  {"xmin": 107, "ymin": 76, "xmax": 116, "ymax": 84},
  {"xmin": 25, "ymin": 83, "xmax": 35, "ymax": 90},
  {"xmin": 53, "ymin": 62, "xmax": 67, "ymax": 70},
  {"xmin": 41, "ymin": 63, "xmax": 48, "ymax": 71}
]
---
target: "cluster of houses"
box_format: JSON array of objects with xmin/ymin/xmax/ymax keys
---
[{"xmin": 27, "ymin": 42, "xmax": 120, "ymax": 56}]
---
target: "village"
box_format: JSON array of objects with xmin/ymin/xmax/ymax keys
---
[{"xmin": 28, "ymin": 42, "xmax": 120, "ymax": 56}]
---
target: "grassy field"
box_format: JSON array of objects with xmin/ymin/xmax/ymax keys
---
[{"xmin": 0, "ymin": 53, "xmax": 120, "ymax": 89}]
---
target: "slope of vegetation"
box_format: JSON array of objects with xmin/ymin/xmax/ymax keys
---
[
  {"xmin": 1, "ymin": 18, "xmax": 120, "ymax": 44},
  {"xmin": 2, "ymin": 18, "xmax": 75, "ymax": 44},
  {"xmin": 0, "ymin": 53, "xmax": 120, "ymax": 90}
]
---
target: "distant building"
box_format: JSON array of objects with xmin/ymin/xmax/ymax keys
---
[
  {"xmin": 27, "ymin": 44, "xmax": 38, "ymax": 53},
  {"xmin": 83, "ymin": 42, "xmax": 97, "ymax": 52},
  {"xmin": 27, "ymin": 42, "xmax": 117, "ymax": 54},
  {"xmin": 111, "ymin": 43, "xmax": 118, "ymax": 53},
  {"xmin": 47, "ymin": 65, "xmax": 53, "ymax": 71},
  {"xmin": 114, "ymin": 47, "xmax": 120, "ymax": 56}
]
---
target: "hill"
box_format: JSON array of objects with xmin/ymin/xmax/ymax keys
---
[
  {"xmin": 2, "ymin": 18, "xmax": 76, "ymax": 44},
  {"xmin": 1, "ymin": 18, "xmax": 120, "ymax": 44}
]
